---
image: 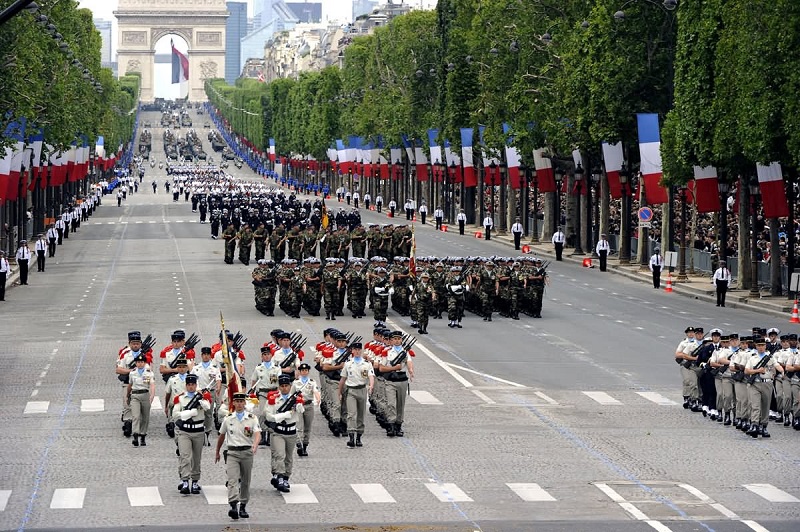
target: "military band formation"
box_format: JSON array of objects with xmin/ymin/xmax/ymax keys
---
[
  {"xmin": 114, "ymin": 321, "xmax": 416, "ymax": 520},
  {"xmin": 675, "ymin": 326, "xmax": 800, "ymax": 438}
]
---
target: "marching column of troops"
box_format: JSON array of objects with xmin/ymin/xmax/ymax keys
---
[
  {"xmin": 675, "ymin": 326, "xmax": 800, "ymax": 438},
  {"xmin": 113, "ymin": 323, "xmax": 418, "ymax": 520}
]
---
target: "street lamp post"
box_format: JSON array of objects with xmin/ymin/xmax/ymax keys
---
[
  {"xmin": 590, "ymin": 167, "xmax": 601, "ymax": 257},
  {"xmin": 748, "ymin": 176, "xmax": 761, "ymax": 298},
  {"xmin": 488, "ymin": 160, "xmax": 497, "ymax": 228},
  {"xmin": 498, "ymin": 162, "xmax": 507, "ymax": 235},
  {"xmin": 448, "ymin": 161, "xmax": 457, "ymax": 224},
  {"xmin": 531, "ymin": 169, "xmax": 540, "ymax": 243},
  {"xmin": 677, "ymin": 184, "xmax": 688, "ymax": 281},
  {"xmin": 619, "ymin": 163, "xmax": 631, "ymax": 263},
  {"xmin": 554, "ymin": 168, "xmax": 563, "ymax": 235},
  {"xmin": 573, "ymin": 163, "xmax": 585, "ymax": 255},
  {"xmin": 717, "ymin": 180, "xmax": 730, "ymax": 266},
  {"xmin": 520, "ymin": 163, "xmax": 530, "ymax": 238}
]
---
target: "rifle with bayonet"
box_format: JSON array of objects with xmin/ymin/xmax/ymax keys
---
[
  {"xmin": 279, "ymin": 334, "xmax": 308, "ymax": 369},
  {"xmin": 119, "ymin": 334, "xmax": 156, "ymax": 383},
  {"xmin": 384, "ymin": 335, "xmax": 416, "ymax": 381},
  {"xmin": 334, "ymin": 336, "xmax": 363, "ymax": 365},
  {"xmin": 276, "ymin": 389, "xmax": 303, "ymax": 414},
  {"xmin": 184, "ymin": 332, "xmax": 200, "ymax": 351}
]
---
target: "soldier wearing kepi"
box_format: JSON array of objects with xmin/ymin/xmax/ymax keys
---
[
  {"xmin": 173, "ymin": 374, "xmax": 213, "ymax": 494},
  {"xmin": 292, "ymin": 363, "xmax": 321, "ymax": 456},
  {"xmin": 249, "ymin": 346, "xmax": 281, "ymax": 446},
  {"xmin": 190, "ymin": 347, "xmax": 222, "ymax": 441},
  {"xmin": 338, "ymin": 342, "xmax": 374, "ymax": 448},
  {"xmin": 116, "ymin": 331, "xmax": 151, "ymax": 438},
  {"xmin": 164, "ymin": 359, "xmax": 190, "ymax": 439},
  {"xmin": 215, "ymin": 391, "xmax": 261, "ymax": 521},
  {"xmin": 380, "ymin": 331, "xmax": 415, "ymax": 437},
  {"xmin": 745, "ymin": 336, "xmax": 785, "ymax": 438},
  {"xmin": 126, "ymin": 352, "xmax": 156, "ymax": 447},
  {"xmin": 160, "ymin": 330, "xmax": 196, "ymax": 383},
  {"xmin": 265, "ymin": 374, "xmax": 305, "ymax": 493}
]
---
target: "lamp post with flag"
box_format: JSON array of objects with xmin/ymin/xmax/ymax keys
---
[
  {"xmin": 748, "ymin": 175, "xmax": 761, "ymax": 298},
  {"xmin": 572, "ymin": 163, "xmax": 584, "ymax": 255}
]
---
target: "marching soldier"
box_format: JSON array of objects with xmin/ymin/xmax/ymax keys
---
[
  {"xmin": 730, "ymin": 335, "xmax": 754, "ymax": 432},
  {"xmin": 379, "ymin": 331, "xmax": 415, "ymax": 437},
  {"xmin": 744, "ymin": 336, "xmax": 784, "ymax": 438},
  {"xmin": 237, "ymin": 223, "xmax": 254, "ymax": 265},
  {"xmin": 321, "ymin": 332, "xmax": 349, "ymax": 436},
  {"xmin": 265, "ymin": 374, "xmax": 305, "ymax": 493},
  {"xmin": 371, "ymin": 267, "xmax": 391, "ymax": 327},
  {"xmin": 212, "ymin": 330, "xmax": 247, "ymax": 415},
  {"xmin": 116, "ymin": 331, "xmax": 152, "ymax": 438},
  {"xmin": 126, "ymin": 352, "xmax": 156, "ymax": 447},
  {"xmin": 249, "ymin": 346, "xmax": 281, "ymax": 446},
  {"xmin": 773, "ymin": 334, "xmax": 793, "ymax": 425},
  {"xmin": 345, "ymin": 259, "xmax": 368, "ymax": 318},
  {"xmin": 252, "ymin": 259, "xmax": 277, "ymax": 316},
  {"xmin": 322, "ymin": 258, "xmax": 342, "ymax": 320},
  {"xmin": 445, "ymin": 266, "xmax": 467, "ymax": 328},
  {"xmin": 222, "ymin": 223, "xmax": 237, "ymax": 264},
  {"xmin": 159, "ymin": 330, "xmax": 195, "ymax": 382},
  {"xmin": 675, "ymin": 326, "xmax": 702, "ymax": 412},
  {"xmin": 475, "ymin": 260, "xmax": 498, "ymax": 321},
  {"xmin": 173, "ymin": 374, "xmax": 213, "ymax": 494},
  {"xmin": 413, "ymin": 271, "xmax": 436, "ymax": 334},
  {"xmin": 338, "ymin": 342, "xmax": 374, "ymax": 448},
  {"xmin": 191, "ymin": 347, "xmax": 222, "ymax": 438},
  {"xmin": 292, "ymin": 363, "xmax": 320, "ymax": 456},
  {"xmin": 253, "ymin": 222, "xmax": 268, "ymax": 261},
  {"xmin": 164, "ymin": 359, "xmax": 190, "ymax": 438},
  {"xmin": 215, "ymin": 391, "xmax": 261, "ymax": 521}
]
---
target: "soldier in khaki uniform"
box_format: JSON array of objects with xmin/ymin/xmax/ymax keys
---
[
  {"xmin": 729, "ymin": 335, "xmax": 754, "ymax": 432},
  {"xmin": 745, "ymin": 336, "xmax": 785, "ymax": 438},
  {"xmin": 379, "ymin": 331, "xmax": 415, "ymax": 437},
  {"xmin": 292, "ymin": 363, "xmax": 321, "ymax": 456},
  {"xmin": 674, "ymin": 326, "xmax": 702, "ymax": 411},
  {"xmin": 191, "ymin": 347, "xmax": 222, "ymax": 437},
  {"xmin": 249, "ymin": 346, "xmax": 281, "ymax": 445},
  {"xmin": 126, "ymin": 353, "xmax": 156, "ymax": 447},
  {"xmin": 338, "ymin": 342, "xmax": 375, "ymax": 448},
  {"xmin": 784, "ymin": 334, "xmax": 800, "ymax": 429},
  {"xmin": 215, "ymin": 391, "xmax": 261, "ymax": 521},
  {"xmin": 321, "ymin": 332, "xmax": 348, "ymax": 436},
  {"xmin": 116, "ymin": 331, "xmax": 150, "ymax": 438},
  {"xmin": 773, "ymin": 335, "xmax": 793, "ymax": 425},
  {"xmin": 173, "ymin": 374, "xmax": 213, "ymax": 494},
  {"xmin": 265, "ymin": 374, "xmax": 305, "ymax": 493}
]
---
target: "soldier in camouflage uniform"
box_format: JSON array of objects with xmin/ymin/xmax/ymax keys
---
[
  {"xmin": 277, "ymin": 259, "xmax": 301, "ymax": 318},
  {"xmin": 350, "ymin": 225, "xmax": 367, "ymax": 258},
  {"xmin": 379, "ymin": 225, "xmax": 394, "ymax": 260},
  {"xmin": 371, "ymin": 267, "xmax": 391, "ymax": 327},
  {"xmin": 334, "ymin": 226, "xmax": 351, "ymax": 260},
  {"xmin": 318, "ymin": 228, "xmax": 332, "ymax": 260},
  {"xmin": 430, "ymin": 262, "xmax": 447, "ymax": 319},
  {"xmin": 301, "ymin": 258, "xmax": 323, "ymax": 316},
  {"xmin": 345, "ymin": 259, "xmax": 368, "ymax": 318},
  {"xmin": 287, "ymin": 224, "xmax": 303, "ymax": 261},
  {"xmin": 253, "ymin": 222, "xmax": 268, "ymax": 262},
  {"xmin": 508, "ymin": 261, "xmax": 527, "ymax": 320},
  {"xmin": 528, "ymin": 259, "xmax": 547, "ymax": 318},
  {"xmin": 302, "ymin": 226, "xmax": 318, "ymax": 260},
  {"xmin": 445, "ymin": 266, "xmax": 467, "ymax": 328},
  {"xmin": 252, "ymin": 259, "xmax": 278, "ymax": 315},
  {"xmin": 413, "ymin": 271, "xmax": 436, "ymax": 334},
  {"xmin": 390, "ymin": 257, "xmax": 412, "ymax": 316},
  {"xmin": 322, "ymin": 259, "xmax": 342, "ymax": 321},
  {"xmin": 222, "ymin": 223, "xmax": 237, "ymax": 265},
  {"xmin": 476, "ymin": 261, "xmax": 499, "ymax": 321},
  {"xmin": 365, "ymin": 224, "xmax": 381, "ymax": 258},
  {"xmin": 269, "ymin": 225, "xmax": 287, "ymax": 262},
  {"xmin": 238, "ymin": 223, "xmax": 254, "ymax": 265}
]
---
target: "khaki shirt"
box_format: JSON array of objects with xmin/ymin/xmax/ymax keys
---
[
  {"xmin": 172, "ymin": 392, "xmax": 210, "ymax": 424},
  {"xmin": 272, "ymin": 348, "xmax": 299, "ymax": 372},
  {"xmin": 291, "ymin": 377, "xmax": 320, "ymax": 404},
  {"xmin": 342, "ymin": 358, "xmax": 374, "ymax": 388},
  {"xmin": 745, "ymin": 352, "xmax": 779, "ymax": 380},
  {"xmin": 381, "ymin": 346, "xmax": 410, "ymax": 371},
  {"xmin": 219, "ymin": 411, "xmax": 261, "ymax": 448},
  {"xmin": 191, "ymin": 361, "xmax": 221, "ymax": 390},
  {"xmin": 129, "ymin": 367, "xmax": 155, "ymax": 392},
  {"xmin": 166, "ymin": 373, "xmax": 188, "ymax": 399},
  {"xmin": 249, "ymin": 362, "xmax": 282, "ymax": 392}
]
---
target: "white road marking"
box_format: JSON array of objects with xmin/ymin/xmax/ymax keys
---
[
  {"xmin": 445, "ymin": 363, "xmax": 527, "ymax": 388},
  {"xmin": 150, "ymin": 397, "xmax": 162, "ymax": 411},
  {"xmin": 646, "ymin": 521, "xmax": 673, "ymax": 532},
  {"xmin": 30, "ymin": 390, "xmax": 38, "ymax": 397},
  {"xmin": 24, "ymin": 401, "xmax": 49, "ymax": 414},
  {"xmin": 743, "ymin": 483, "xmax": 800, "ymax": 502},
  {"xmin": 425, "ymin": 483, "xmax": 473, "ymax": 502},
  {"xmin": 0, "ymin": 490, "xmax": 11, "ymax": 511},
  {"xmin": 127, "ymin": 486, "xmax": 162, "ymax": 506},
  {"xmin": 409, "ymin": 390, "xmax": 442, "ymax": 405},
  {"xmin": 50, "ymin": 488, "xmax": 86, "ymax": 509},
  {"xmin": 506, "ymin": 483, "xmax": 557, "ymax": 502},
  {"xmin": 385, "ymin": 322, "xmax": 473, "ymax": 388},
  {"xmin": 534, "ymin": 391, "xmax": 558, "ymax": 405},
  {"xmin": 470, "ymin": 389, "xmax": 495, "ymax": 404},
  {"xmin": 351, "ymin": 483, "xmax": 396, "ymax": 503},
  {"xmin": 582, "ymin": 391, "xmax": 622, "ymax": 405},
  {"xmin": 741, "ymin": 520, "xmax": 771, "ymax": 532},
  {"xmin": 80, "ymin": 399, "xmax": 104, "ymax": 412},
  {"xmin": 635, "ymin": 392, "xmax": 677, "ymax": 406},
  {"xmin": 677, "ymin": 483, "xmax": 739, "ymax": 518},
  {"xmin": 201, "ymin": 485, "xmax": 228, "ymax": 504},
  {"xmin": 280, "ymin": 484, "xmax": 318, "ymax": 503}
]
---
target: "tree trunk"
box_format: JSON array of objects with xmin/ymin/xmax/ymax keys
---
[
  {"xmin": 770, "ymin": 220, "xmax": 782, "ymax": 296},
  {"xmin": 738, "ymin": 178, "xmax": 751, "ymax": 289}
]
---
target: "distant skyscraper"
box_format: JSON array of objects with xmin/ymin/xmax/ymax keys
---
[
  {"xmin": 226, "ymin": 2, "xmax": 248, "ymax": 83},
  {"xmin": 286, "ymin": 2, "xmax": 322, "ymax": 23},
  {"xmin": 93, "ymin": 18, "xmax": 113, "ymax": 65},
  {"xmin": 352, "ymin": 0, "xmax": 378, "ymax": 21}
]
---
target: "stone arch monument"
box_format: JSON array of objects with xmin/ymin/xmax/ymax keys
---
[{"xmin": 114, "ymin": 0, "xmax": 228, "ymax": 102}]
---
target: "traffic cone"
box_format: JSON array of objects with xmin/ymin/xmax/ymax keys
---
[
  {"xmin": 664, "ymin": 275, "xmax": 673, "ymax": 293},
  {"xmin": 582, "ymin": 258, "xmax": 593, "ymax": 268},
  {"xmin": 441, "ymin": 225, "xmax": 448, "ymax": 232},
  {"xmin": 474, "ymin": 231, "xmax": 483, "ymax": 239},
  {"xmin": 413, "ymin": 214, "xmax": 417, "ymax": 222},
  {"xmin": 521, "ymin": 244, "xmax": 531, "ymax": 254},
  {"xmin": 790, "ymin": 300, "xmax": 800, "ymax": 324}
]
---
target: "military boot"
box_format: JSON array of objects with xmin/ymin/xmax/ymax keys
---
[
  {"xmin": 123, "ymin": 420, "xmax": 132, "ymax": 437},
  {"xmin": 347, "ymin": 433, "xmax": 356, "ymax": 448},
  {"xmin": 355, "ymin": 434, "xmax": 363, "ymax": 447},
  {"xmin": 228, "ymin": 501, "xmax": 240, "ymax": 519},
  {"xmin": 238, "ymin": 503, "xmax": 249, "ymax": 518},
  {"xmin": 761, "ymin": 425, "xmax": 771, "ymax": 438},
  {"xmin": 132, "ymin": 434, "xmax": 139, "ymax": 447}
]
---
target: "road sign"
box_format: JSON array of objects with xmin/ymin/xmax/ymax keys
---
[
  {"xmin": 639, "ymin": 221, "xmax": 651, "ymax": 228},
  {"xmin": 664, "ymin": 251, "xmax": 678, "ymax": 268},
  {"xmin": 638, "ymin": 207, "xmax": 653, "ymax": 222},
  {"xmin": 791, "ymin": 272, "xmax": 800, "ymax": 292}
]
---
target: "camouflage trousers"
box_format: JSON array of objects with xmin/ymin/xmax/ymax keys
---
[{"xmin": 447, "ymin": 295, "xmax": 465, "ymax": 322}]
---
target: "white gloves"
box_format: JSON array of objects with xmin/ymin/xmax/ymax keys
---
[
  {"xmin": 244, "ymin": 402, "xmax": 254, "ymax": 413},
  {"xmin": 179, "ymin": 408, "xmax": 197, "ymax": 421},
  {"xmin": 274, "ymin": 411, "xmax": 291, "ymax": 422},
  {"xmin": 389, "ymin": 288, "xmax": 395, "ymax": 295},
  {"xmin": 465, "ymin": 284, "xmax": 470, "ymax": 292},
  {"xmin": 295, "ymin": 403, "xmax": 305, "ymax": 414},
  {"xmin": 199, "ymin": 400, "xmax": 211, "ymax": 411},
  {"xmin": 409, "ymin": 286, "xmax": 414, "ymax": 292}
]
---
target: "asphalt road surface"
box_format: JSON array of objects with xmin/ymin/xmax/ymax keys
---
[{"xmin": 1, "ymin": 110, "xmax": 798, "ymax": 532}]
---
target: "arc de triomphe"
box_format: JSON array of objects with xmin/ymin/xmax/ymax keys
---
[{"xmin": 114, "ymin": 0, "xmax": 228, "ymax": 102}]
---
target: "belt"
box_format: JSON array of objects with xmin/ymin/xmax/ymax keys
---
[
  {"xmin": 228, "ymin": 446, "xmax": 251, "ymax": 451},
  {"xmin": 131, "ymin": 389, "xmax": 148, "ymax": 394},
  {"xmin": 347, "ymin": 384, "xmax": 366, "ymax": 389},
  {"xmin": 756, "ymin": 378, "xmax": 773, "ymax": 383}
]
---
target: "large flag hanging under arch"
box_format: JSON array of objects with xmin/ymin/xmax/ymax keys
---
[{"xmin": 171, "ymin": 39, "xmax": 189, "ymax": 84}]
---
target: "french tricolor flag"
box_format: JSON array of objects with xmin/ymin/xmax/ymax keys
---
[
  {"xmin": 602, "ymin": 142, "xmax": 624, "ymax": 199},
  {"xmin": 171, "ymin": 39, "xmax": 189, "ymax": 85},
  {"xmin": 268, "ymin": 138, "xmax": 276, "ymax": 162},
  {"xmin": 636, "ymin": 113, "xmax": 668, "ymax": 204},
  {"xmin": 460, "ymin": 128, "xmax": 477, "ymax": 188},
  {"xmin": 533, "ymin": 148, "xmax": 556, "ymax": 193},
  {"xmin": 390, "ymin": 147, "xmax": 403, "ymax": 180},
  {"xmin": 29, "ymin": 128, "xmax": 44, "ymax": 179},
  {"xmin": 502, "ymin": 124, "xmax": 522, "ymax": 189},
  {"xmin": 444, "ymin": 141, "xmax": 462, "ymax": 184},
  {"xmin": 414, "ymin": 138, "xmax": 429, "ymax": 182},
  {"xmin": 428, "ymin": 129, "xmax": 442, "ymax": 182},
  {"xmin": 690, "ymin": 166, "xmax": 720, "ymax": 213},
  {"xmin": 756, "ymin": 162, "xmax": 790, "ymax": 218}
]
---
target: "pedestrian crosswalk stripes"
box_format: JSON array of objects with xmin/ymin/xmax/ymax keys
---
[
  {"xmin": 150, "ymin": 397, "xmax": 163, "ymax": 411},
  {"xmin": 2, "ymin": 483, "xmax": 799, "ymax": 510},
  {"xmin": 126, "ymin": 486, "xmax": 163, "ymax": 507},
  {"xmin": 0, "ymin": 490, "xmax": 11, "ymax": 511},
  {"xmin": 351, "ymin": 483, "xmax": 396, "ymax": 503},
  {"xmin": 409, "ymin": 390, "xmax": 442, "ymax": 405},
  {"xmin": 50, "ymin": 488, "xmax": 86, "ymax": 509},
  {"xmin": 23, "ymin": 401, "xmax": 49, "ymax": 414},
  {"xmin": 582, "ymin": 391, "xmax": 622, "ymax": 405},
  {"xmin": 425, "ymin": 482, "xmax": 473, "ymax": 502},
  {"xmin": 634, "ymin": 392, "xmax": 677, "ymax": 406},
  {"xmin": 743, "ymin": 484, "xmax": 800, "ymax": 503}
]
